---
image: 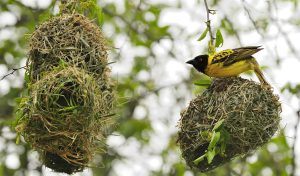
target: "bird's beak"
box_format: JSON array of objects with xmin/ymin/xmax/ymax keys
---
[{"xmin": 186, "ymin": 59, "xmax": 193, "ymax": 65}]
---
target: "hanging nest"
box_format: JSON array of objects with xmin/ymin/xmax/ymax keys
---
[
  {"xmin": 177, "ymin": 77, "xmax": 281, "ymax": 172},
  {"xmin": 14, "ymin": 11, "xmax": 116, "ymax": 174},
  {"xmin": 15, "ymin": 67, "xmax": 115, "ymax": 174},
  {"xmin": 27, "ymin": 13, "xmax": 109, "ymax": 82}
]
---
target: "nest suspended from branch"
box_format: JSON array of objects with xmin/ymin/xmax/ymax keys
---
[
  {"xmin": 28, "ymin": 13, "xmax": 109, "ymax": 82},
  {"xmin": 177, "ymin": 77, "xmax": 281, "ymax": 172},
  {"xmin": 15, "ymin": 9, "xmax": 116, "ymax": 174},
  {"xmin": 16, "ymin": 67, "xmax": 115, "ymax": 174}
]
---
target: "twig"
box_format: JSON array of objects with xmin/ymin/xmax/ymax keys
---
[
  {"xmin": 103, "ymin": 7, "xmax": 177, "ymax": 59},
  {"xmin": 131, "ymin": 0, "xmax": 142, "ymax": 22},
  {"xmin": 241, "ymin": 0, "xmax": 299, "ymax": 60},
  {"xmin": 0, "ymin": 66, "xmax": 27, "ymax": 81},
  {"xmin": 240, "ymin": 0, "xmax": 279, "ymax": 66},
  {"xmin": 291, "ymin": 109, "xmax": 300, "ymax": 176},
  {"xmin": 270, "ymin": 0, "xmax": 299, "ymax": 57},
  {"xmin": 223, "ymin": 15, "xmax": 243, "ymax": 46},
  {"xmin": 204, "ymin": 0, "xmax": 215, "ymax": 45},
  {"xmin": 241, "ymin": 0, "xmax": 261, "ymax": 35}
]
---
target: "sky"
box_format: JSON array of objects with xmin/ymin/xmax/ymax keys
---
[{"xmin": 0, "ymin": 0, "xmax": 300, "ymax": 175}]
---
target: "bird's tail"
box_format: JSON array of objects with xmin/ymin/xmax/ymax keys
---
[{"xmin": 251, "ymin": 59, "xmax": 270, "ymax": 86}]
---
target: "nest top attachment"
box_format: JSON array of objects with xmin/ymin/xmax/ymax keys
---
[
  {"xmin": 178, "ymin": 77, "xmax": 281, "ymax": 172},
  {"xmin": 28, "ymin": 13, "xmax": 109, "ymax": 82}
]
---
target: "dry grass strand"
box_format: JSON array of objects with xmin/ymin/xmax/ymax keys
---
[{"xmin": 177, "ymin": 77, "xmax": 281, "ymax": 172}]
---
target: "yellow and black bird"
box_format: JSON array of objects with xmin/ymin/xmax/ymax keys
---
[{"xmin": 186, "ymin": 46, "xmax": 269, "ymax": 86}]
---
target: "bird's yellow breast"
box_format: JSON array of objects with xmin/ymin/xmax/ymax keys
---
[{"xmin": 205, "ymin": 59, "xmax": 253, "ymax": 77}]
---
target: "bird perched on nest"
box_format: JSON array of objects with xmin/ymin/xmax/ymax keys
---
[{"xmin": 186, "ymin": 46, "xmax": 269, "ymax": 86}]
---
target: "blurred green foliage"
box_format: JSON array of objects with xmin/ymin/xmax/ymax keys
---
[{"xmin": 0, "ymin": 0, "xmax": 298, "ymax": 175}]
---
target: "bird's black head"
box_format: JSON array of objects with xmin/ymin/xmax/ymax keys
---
[{"xmin": 186, "ymin": 55, "xmax": 209, "ymax": 73}]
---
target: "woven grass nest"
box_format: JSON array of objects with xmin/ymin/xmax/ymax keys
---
[
  {"xmin": 28, "ymin": 13, "xmax": 109, "ymax": 82},
  {"xmin": 16, "ymin": 67, "xmax": 115, "ymax": 174},
  {"xmin": 177, "ymin": 77, "xmax": 281, "ymax": 172},
  {"xmin": 15, "ymin": 13, "xmax": 115, "ymax": 174}
]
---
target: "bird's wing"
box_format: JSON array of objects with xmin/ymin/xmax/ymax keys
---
[
  {"xmin": 211, "ymin": 49, "xmax": 234, "ymax": 64},
  {"xmin": 211, "ymin": 46, "xmax": 263, "ymax": 66}
]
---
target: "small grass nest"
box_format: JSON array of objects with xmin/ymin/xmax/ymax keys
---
[
  {"xmin": 28, "ymin": 13, "xmax": 109, "ymax": 82},
  {"xmin": 177, "ymin": 77, "xmax": 281, "ymax": 172},
  {"xmin": 16, "ymin": 67, "xmax": 115, "ymax": 174}
]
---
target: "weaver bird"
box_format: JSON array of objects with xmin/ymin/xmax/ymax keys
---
[{"xmin": 186, "ymin": 46, "xmax": 269, "ymax": 86}]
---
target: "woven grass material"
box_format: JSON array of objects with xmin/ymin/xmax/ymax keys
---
[
  {"xmin": 177, "ymin": 77, "xmax": 281, "ymax": 172},
  {"xmin": 14, "ymin": 12, "xmax": 116, "ymax": 174},
  {"xmin": 28, "ymin": 13, "xmax": 108, "ymax": 82},
  {"xmin": 16, "ymin": 67, "xmax": 115, "ymax": 174}
]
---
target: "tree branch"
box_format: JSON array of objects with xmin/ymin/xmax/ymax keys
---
[
  {"xmin": 223, "ymin": 15, "xmax": 242, "ymax": 46},
  {"xmin": 241, "ymin": 0, "xmax": 299, "ymax": 62},
  {"xmin": 270, "ymin": 0, "xmax": 299, "ymax": 57},
  {"xmin": 204, "ymin": 0, "xmax": 215, "ymax": 45},
  {"xmin": 240, "ymin": 0, "xmax": 280, "ymax": 67},
  {"xmin": 0, "ymin": 66, "xmax": 27, "ymax": 81}
]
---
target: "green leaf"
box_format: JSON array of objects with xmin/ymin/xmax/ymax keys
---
[
  {"xmin": 220, "ymin": 141, "xmax": 226, "ymax": 156},
  {"xmin": 16, "ymin": 134, "xmax": 20, "ymax": 144},
  {"xmin": 219, "ymin": 128, "xmax": 230, "ymax": 156},
  {"xmin": 221, "ymin": 128, "xmax": 230, "ymax": 142},
  {"xmin": 208, "ymin": 131, "xmax": 220, "ymax": 150},
  {"xmin": 58, "ymin": 106, "xmax": 78, "ymax": 112},
  {"xmin": 193, "ymin": 154, "xmax": 206, "ymax": 165},
  {"xmin": 215, "ymin": 29, "xmax": 224, "ymax": 47},
  {"xmin": 199, "ymin": 130, "xmax": 212, "ymax": 141},
  {"xmin": 96, "ymin": 8, "xmax": 104, "ymax": 26},
  {"xmin": 212, "ymin": 119, "xmax": 225, "ymax": 131},
  {"xmin": 197, "ymin": 28, "xmax": 208, "ymax": 41},
  {"xmin": 24, "ymin": 71, "xmax": 30, "ymax": 83},
  {"xmin": 15, "ymin": 97, "xmax": 22, "ymax": 104},
  {"xmin": 173, "ymin": 163, "xmax": 186, "ymax": 176},
  {"xmin": 207, "ymin": 148, "xmax": 216, "ymax": 164},
  {"xmin": 194, "ymin": 79, "xmax": 211, "ymax": 87}
]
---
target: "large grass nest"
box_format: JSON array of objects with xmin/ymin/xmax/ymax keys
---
[
  {"xmin": 177, "ymin": 77, "xmax": 281, "ymax": 172},
  {"xmin": 16, "ymin": 66, "xmax": 115, "ymax": 174},
  {"xmin": 28, "ymin": 13, "xmax": 109, "ymax": 82}
]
